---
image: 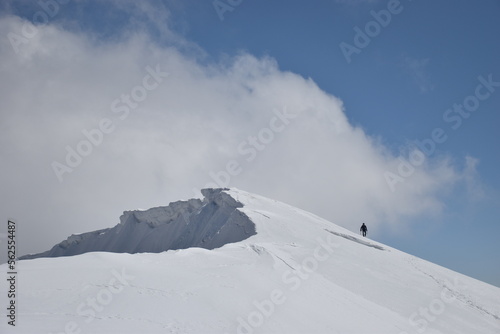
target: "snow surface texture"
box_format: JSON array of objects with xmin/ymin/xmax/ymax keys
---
[
  {"xmin": 20, "ymin": 188, "xmax": 256, "ymax": 259},
  {"xmin": 2, "ymin": 188, "xmax": 500, "ymax": 334}
]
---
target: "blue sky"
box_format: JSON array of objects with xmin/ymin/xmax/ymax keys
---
[{"xmin": 1, "ymin": 0, "xmax": 499, "ymax": 286}]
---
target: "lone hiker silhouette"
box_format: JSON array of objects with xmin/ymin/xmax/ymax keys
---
[{"xmin": 360, "ymin": 223, "xmax": 367, "ymax": 237}]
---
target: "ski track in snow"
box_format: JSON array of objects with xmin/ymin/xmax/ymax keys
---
[{"xmin": 407, "ymin": 257, "xmax": 500, "ymax": 321}]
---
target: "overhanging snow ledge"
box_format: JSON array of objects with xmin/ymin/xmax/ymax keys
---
[{"xmin": 20, "ymin": 188, "xmax": 255, "ymax": 260}]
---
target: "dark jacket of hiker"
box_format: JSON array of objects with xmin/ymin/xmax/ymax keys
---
[{"xmin": 360, "ymin": 223, "xmax": 367, "ymax": 236}]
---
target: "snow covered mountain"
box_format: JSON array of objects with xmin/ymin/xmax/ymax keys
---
[{"xmin": 2, "ymin": 188, "xmax": 500, "ymax": 333}]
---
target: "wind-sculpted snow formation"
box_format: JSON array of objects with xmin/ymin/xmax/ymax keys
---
[{"xmin": 20, "ymin": 188, "xmax": 256, "ymax": 259}]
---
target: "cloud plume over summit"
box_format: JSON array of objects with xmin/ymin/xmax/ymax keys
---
[{"xmin": 0, "ymin": 4, "xmax": 476, "ymax": 257}]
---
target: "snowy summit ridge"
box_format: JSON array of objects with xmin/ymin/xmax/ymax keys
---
[
  {"xmin": 21, "ymin": 188, "xmax": 256, "ymax": 259},
  {"xmin": 7, "ymin": 188, "xmax": 500, "ymax": 333}
]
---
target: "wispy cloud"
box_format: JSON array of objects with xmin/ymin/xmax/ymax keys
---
[
  {"xmin": 401, "ymin": 56, "xmax": 435, "ymax": 93},
  {"xmin": 461, "ymin": 156, "xmax": 485, "ymax": 201}
]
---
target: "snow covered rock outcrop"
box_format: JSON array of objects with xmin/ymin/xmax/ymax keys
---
[{"xmin": 20, "ymin": 188, "xmax": 256, "ymax": 259}]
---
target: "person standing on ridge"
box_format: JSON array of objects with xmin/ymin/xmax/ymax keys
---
[{"xmin": 360, "ymin": 223, "xmax": 367, "ymax": 237}]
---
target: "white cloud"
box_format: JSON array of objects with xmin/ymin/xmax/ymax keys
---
[
  {"xmin": 0, "ymin": 12, "xmax": 473, "ymax": 257},
  {"xmin": 461, "ymin": 156, "xmax": 485, "ymax": 201}
]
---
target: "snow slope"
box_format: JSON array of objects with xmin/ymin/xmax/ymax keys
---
[{"xmin": 2, "ymin": 188, "xmax": 499, "ymax": 333}]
